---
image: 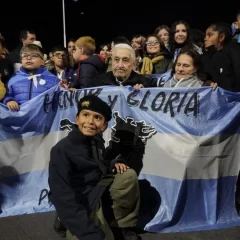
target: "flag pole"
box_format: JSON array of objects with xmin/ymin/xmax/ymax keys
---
[{"xmin": 62, "ymin": 0, "xmax": 66, "ymax": 47}]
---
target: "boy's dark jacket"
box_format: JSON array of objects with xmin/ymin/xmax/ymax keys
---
[
  {"xmin": 69, "ymin": 54, "xmax": 105, "ymax": 89},
  {"xmin": 48, "ymin": 126, "xmax": 125, "ymax": 240}
]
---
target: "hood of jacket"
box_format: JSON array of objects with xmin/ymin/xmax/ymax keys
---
[{"xmin": 80, "ymin": 54, "xmax": 105, "ymax": 71}]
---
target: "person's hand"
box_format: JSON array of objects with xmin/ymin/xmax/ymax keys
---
[
  {"xmin": 7, "ymin": 101, "xmax": 19, "ymax": 111},
  {"xmin": 59, "ymin": 79, "xmax": 70, "ymax": 89},
  {"xmin": 113, "ymin": 163, "xmax": 129, "ymax": 174},
  {"xmin": 202, "ymin": 80, "xmax": 218, "ymax": 90},
  {"xmin": 68, "ymin": 88, "xmax": 76, "ymax": 91},
  {"xmin": 210, "ymin": 82, "xmax": 218, "ymax": 90},
  {"xmin": 133, "ymin": 84, "xmax": 144, "ymax": 89}
]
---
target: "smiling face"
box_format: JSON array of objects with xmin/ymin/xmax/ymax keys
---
[
  {"xmin": 146, "ymin": 36, "xmax": 160, "ymax": 55},
  {"xmin": 175, "ymin": 53, "xmax": 196, "ymax": 80},
  {"xmin": 76, "ymin": 109, "xmax": 106, "ymax": 136},
  {"xmin": 174, "ymin": 24, "xmax": 187, "ymax": 44},
  {"xmin": 100, "ymin": 45, "xmax": 109, "ymax": 59}
]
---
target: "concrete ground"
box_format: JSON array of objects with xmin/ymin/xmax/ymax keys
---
[{"xmin": 0, "ymin": 211, "xmax": 240, "ymax": 240}]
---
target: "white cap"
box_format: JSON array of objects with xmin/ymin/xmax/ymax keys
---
[{"xmin": 33, "ymin": 40, "xmax": 43, "ymax": 48}]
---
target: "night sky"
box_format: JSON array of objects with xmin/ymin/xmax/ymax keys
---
[{"xmin": 1, "ymin": 1, "xmax": 239, "ymax": 53}]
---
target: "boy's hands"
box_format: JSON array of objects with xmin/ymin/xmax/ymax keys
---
[
  {"xmin": 7, "ymin": 101, "xmax": 19, "ymax": 111},
  {"xmin": 59, "ymin": 79, "xmax": 76, "ymax": 91},
  {"xmin": 113, "ymin": 163, "xmax": 129, "ymax": 174}
]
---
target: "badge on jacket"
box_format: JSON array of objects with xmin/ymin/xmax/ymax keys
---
[{"xmin": 39, "ymin": 79, "xmax": 46, "ymax": 85}]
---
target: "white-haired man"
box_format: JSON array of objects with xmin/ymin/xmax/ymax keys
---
[{"xmin": 92, "ymin": 44, "xmax": 152, "ymax": 89}]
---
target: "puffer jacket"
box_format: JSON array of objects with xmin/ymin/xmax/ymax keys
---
[
  {"xmin": 69, "ymin": 54, "xmax": 105, "ymax": 89},
  {"xmin": 3, "ymin": 67, "xmax": 59, "ymax": 105}
]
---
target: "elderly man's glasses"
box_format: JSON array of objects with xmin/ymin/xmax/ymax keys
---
[{"xmin": 21, "ymin": 53, "xmax": 43, "ymax": 59}]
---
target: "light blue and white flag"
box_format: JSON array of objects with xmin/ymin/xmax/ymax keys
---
[{"xmin": 0, "ymin": 84, "xmax": 240, "ymax": 233}]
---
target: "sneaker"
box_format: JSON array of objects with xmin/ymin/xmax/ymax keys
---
[{"xmin": 53, "ymin": 216, "xmax": 67, "ymax": 238}]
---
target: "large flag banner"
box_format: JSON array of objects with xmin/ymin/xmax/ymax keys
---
[{"xmin": 0, "ymin": 84, "xmax": 240, "ymax": 233}]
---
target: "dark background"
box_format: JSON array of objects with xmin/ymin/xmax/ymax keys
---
[{"xmin": 1, "ymin": 1, "xmax": 239, "ymax": 53}]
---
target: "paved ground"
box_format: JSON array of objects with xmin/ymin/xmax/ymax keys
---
[{"xmin": 0, "ymin": 211, "xmax": 240, "ymax": 240}]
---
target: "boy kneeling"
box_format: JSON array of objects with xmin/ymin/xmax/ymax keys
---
[{"xmin": 48, "ymin": 95, "xmax": 141, "ymax": 240}]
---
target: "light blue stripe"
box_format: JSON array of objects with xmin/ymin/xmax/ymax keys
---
[
  {"xmin": 0, "ymin": 87, "xmax": 240, "ymax": 141},
  {"xmin": 1, "ymin": 170, "xmax": 240, "ymax": 232},
  {"xmin": 138, "ymin": 174, "xmax": 240, "ymax": 232},
  {"xmin": 1, "ymin": 86, "xmax": 240, "ymax": 143}
]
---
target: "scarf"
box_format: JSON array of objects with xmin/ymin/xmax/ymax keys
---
[{"xmin": 140, "ymin": 55, "xmax": 164, "ymax": 74}]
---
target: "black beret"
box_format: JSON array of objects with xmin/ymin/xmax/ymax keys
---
[{"xmin": 77, "ymin": 95, "xmax": 112, "ymax": 122}]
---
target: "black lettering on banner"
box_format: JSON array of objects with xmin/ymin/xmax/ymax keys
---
[
  {"xmin": 139, "ymin": 90, "xmax": 151, "ymax": 111},
  {"xmin": 151, "ymin": 92, "xmax": 166, "ymax": 111},
  {"xmin": 58, "ymin": 91, "xmax": 64, "ymax": 108},
  {"xmin": 43, "ymin": 88, "xmax": 199, "ymax": 117},
  {"xmin": 63, "ymin": 91, "xmax": 74, "ymax": 108},
  {"xmin": 127, "ymin": 91, "xmax": 140, "ymax": 106},
  {"xmin": 75, "ymin": 88, "xmax": 103, "ymax": 106},
  {"xmin": 59, "ymin": 90, "xmax": 77, "ymax": 109},
  {"xmin": 84, "ymin": 88, "xmax": 102, "ymax": 97},
  {"xmin": 43, "ymin": 91, "xmax": 61, "ymax": 113},
  {"xmin": 184, "ymin": 92, "xmax": 198, "ymax": 117},
  {"xmin": 43, "ymin": 94, "xmax": 50, "ymax": 112},
  {"xmin": 157, "ymin": 76, "xmax": 165, "ymax": 87},
  {"xmin": 74, "ymin": 90, "xmax": 82, "ymax": 104},
  {"xmin": 51, "ymin": 91, "xmax": 60, "ymax": 112},
  {"xmin": 108, "ymin": 95, "xmax": 118, "ymax": 109},
  {"xmin": 57, "ymin": 88, "xmax": 104, "ymax": 110},
  {"xmin": 127, "ymin": 90, "xmax": 200, "ymax": 117},
  {"xmin": 163, "ymin": 92, "xmax": 180, "ymax": 117},
  {"xmin": 39, "ymin": 189, "xmax": 49, "ymax": 205},
  {"xmin": 177, "ymin": 93, "xmax": 188, "ymax": 113},
  {"xmin": 75, "ymin": 88, "xmax": 102, "ymax": 104}
]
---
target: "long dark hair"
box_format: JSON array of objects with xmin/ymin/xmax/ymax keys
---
[
  {"xmin": 207, "ymin": 22, "xmax": 232, "ymax": 46},
  {"xmin": 169, "ymin": 20, "xmax": 194, "ymax": 59}
]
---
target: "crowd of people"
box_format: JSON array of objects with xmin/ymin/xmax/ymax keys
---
[{"xmin": 1, "ymin": 11, "xmax": 240, "ymax": 240}]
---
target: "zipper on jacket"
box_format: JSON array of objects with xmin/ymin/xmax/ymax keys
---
[{"xmin": 28, "ymin": 80, "xmax": 33, "ymax": 100}]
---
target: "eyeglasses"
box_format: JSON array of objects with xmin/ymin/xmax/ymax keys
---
[
  {"xmin": 146, "ymin": 40, "xmax": 159, "ymax": 46},
  {"xmin": 21, "ymin": 53, "xmax": 43, "ymax": 59},
  {"xmin": 53, "ymin": 53, "xmax": 67, "ymax": 58}
]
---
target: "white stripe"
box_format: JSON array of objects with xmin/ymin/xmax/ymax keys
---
[
  {"xmin": 104, "ymin": 129, "xmax": 240, "ymax": 180},
  {"xmin": 0, "ymin": 130, "xmax": 239, "ymax": 180},
  {"xmin": 0, "ymin": 131, "xmax": 67, "ymax": 177}
]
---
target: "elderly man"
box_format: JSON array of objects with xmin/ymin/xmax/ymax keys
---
[{"xmin": 92, "ymin": 44, "xmax": 152, "ymax": 89}]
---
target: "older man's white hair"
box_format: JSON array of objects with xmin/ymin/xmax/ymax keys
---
[{"xmin": 112, "ymin": 44, "xmax": 136, "ymax": 62}]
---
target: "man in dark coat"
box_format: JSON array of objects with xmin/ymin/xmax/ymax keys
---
[
  {"xmin": 48, "ymin": 95, "xmax": 141, "ymax": 240},
  {"xmin": 92, "ymin": 43, "xmax": 155, "ymax": 89}
]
